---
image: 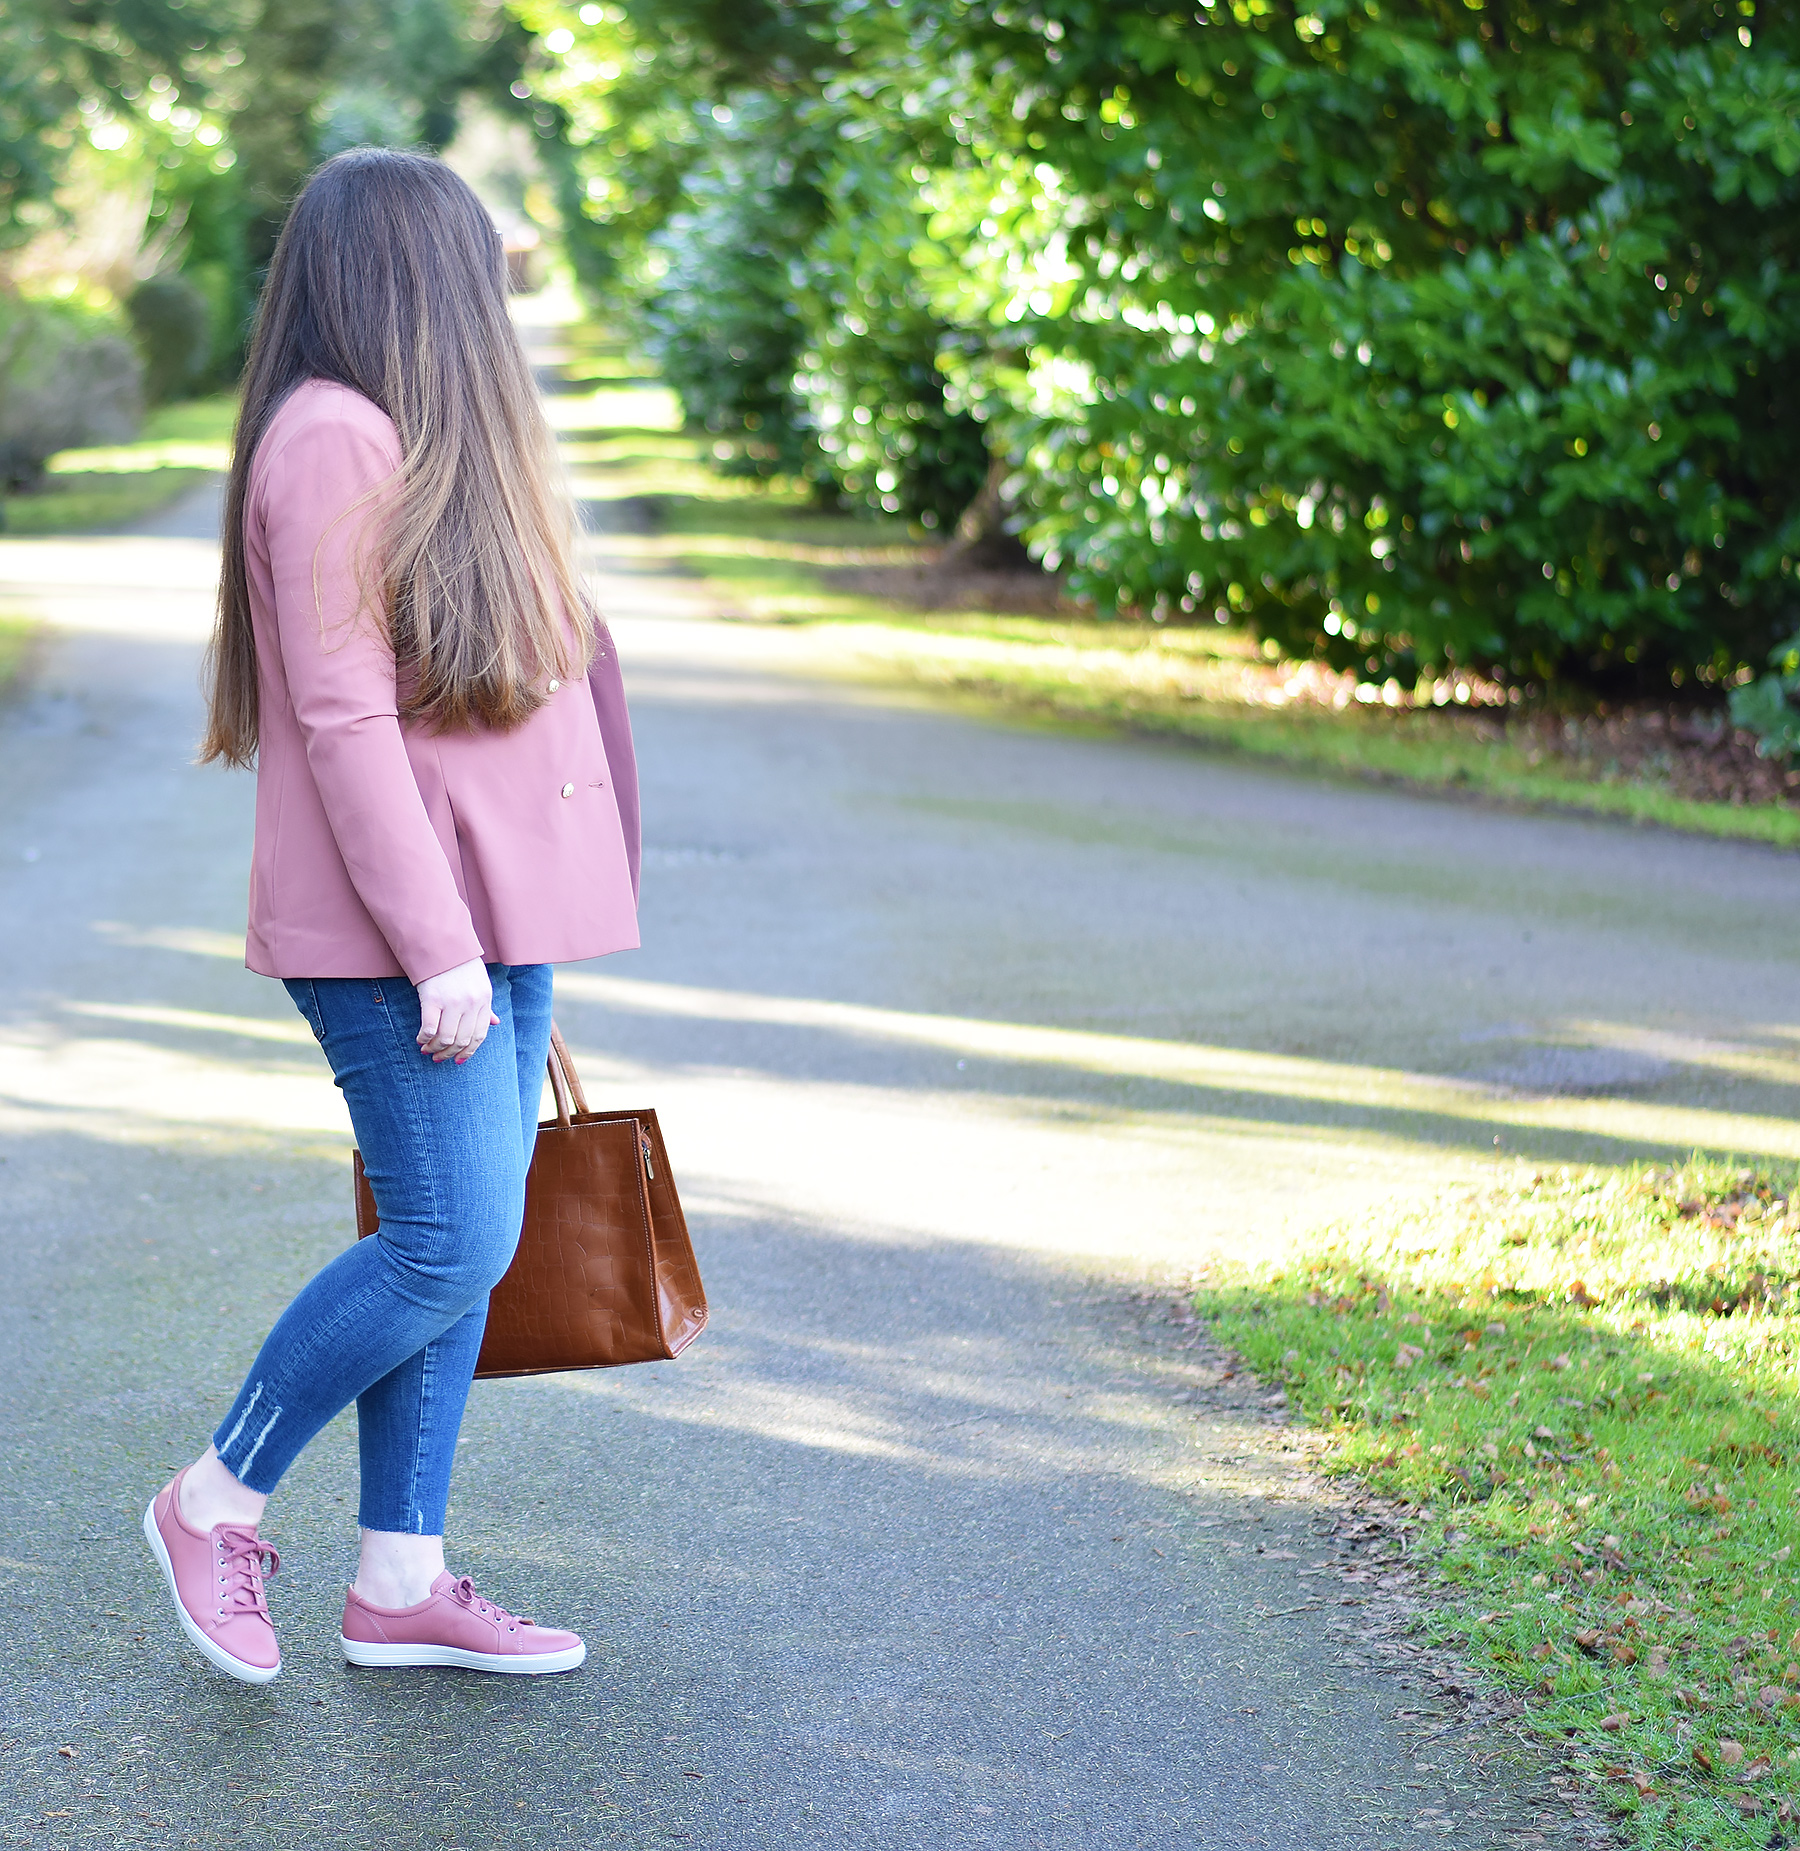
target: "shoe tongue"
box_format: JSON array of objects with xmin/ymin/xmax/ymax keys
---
[{"xmin": 429, "ymin": 1571, "xmax": 459, "ymax": 1596}]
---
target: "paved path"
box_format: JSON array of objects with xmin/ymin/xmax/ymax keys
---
[{"xmin": 3, "ymin": 348, "xmax": 1799, "ymax": 1850}]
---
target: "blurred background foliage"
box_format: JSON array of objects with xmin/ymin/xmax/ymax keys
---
[
  {"xmin": 0, "ymin": 0, "xmax": 559, "ymax": 498},
  {"xmin": 3, "ymin": 0, "xmax": 1798, "ymax": 718}
]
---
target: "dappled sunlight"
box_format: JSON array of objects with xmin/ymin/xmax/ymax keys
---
[
  {"xmin": 552, "ymin": 1367, "xmax": 948, "ymax": 1468},
  {"xmin": 540, "ymin": 384, "xmax": 682, "ymax": 434},
  {"xmin": 34, "ymin": 922, "xmax": 1800, "ymax": 1276},
  {"xmin": 0, "ymin": 534, "xmax": 219, "ymax": 637},
  {"xmin": 554, "ymin": 970, "xmax": 1800, "ymax": 1164},
  {"xmin": 537, "ymin": 1254, "xmax": 1277, "ymax": 1497},
  {"xmin": 1559, "ymin": 1019, "xmax": 1800, "ymax": 1089},
  {"xmin": 62, "ymin": 1000, "xmax": 314, "ymax": 1045},
  {"xmin": 583, "ymin": 531, "xmax": 923, "ymax": 569},
  {"xmin": 0, "ymin": 536, "xmax": 219, "ymax": 590},
  {"xmin": 0, "ymin": 1024, "xmax": 346, "ymax": 1139},
  {"xmin": 91, "ymin": 922, "xmax": 243, "ymax": 960}
]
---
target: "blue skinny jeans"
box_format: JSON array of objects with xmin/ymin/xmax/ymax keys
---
[{"xmin": 211, "ymin": 964, "xmax": 552, "ymax": 1534}]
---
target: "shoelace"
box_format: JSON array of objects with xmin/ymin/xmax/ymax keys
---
[
  {"xmin": 448, "ymin": 1575, "xmax": 531, "ymax": 1631},
  {"xmin": 214, "ymin": 1525, "xmax": 279, "ymax": 1621}
]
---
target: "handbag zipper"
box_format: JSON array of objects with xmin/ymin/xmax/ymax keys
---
[{"xmin": 639, "ymin": 1128, "xmax": 656, "ymax": 1180}]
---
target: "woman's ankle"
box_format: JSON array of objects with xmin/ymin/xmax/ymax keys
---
[
  {"xmin": 177, "ymin": 1446, "xmax": 268, "ymax": 1532},
  {"xmin": 353, "ymin": 1530, "xmax": 446, "ymax": 1609}
]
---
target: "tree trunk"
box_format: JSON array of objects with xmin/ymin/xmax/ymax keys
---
[{"xmin": 940, "ymin": 453, "xmax": 1032, "ymax": 571}]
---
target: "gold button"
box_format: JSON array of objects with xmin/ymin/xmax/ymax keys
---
[
  {"xmin": 548, "ymin": 679, "xmax": 561, "ymax": 692},
  {"xmin": 560, "ymin": 782, "xmax": 574, "ymax": 798}
]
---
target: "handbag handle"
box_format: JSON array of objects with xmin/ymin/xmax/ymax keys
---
[{"xmin": 545, "ymin": 1022, "xmax": 590, "ymax": 1125}]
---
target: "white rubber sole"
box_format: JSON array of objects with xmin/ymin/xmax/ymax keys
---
[
  {"xmin": 140, "ymin": 1499, "xmax": 281, "ymax": 1685},
  {"xmin": 339, "ymin": 1634, "xmax": 587, "ymax": 1675}
]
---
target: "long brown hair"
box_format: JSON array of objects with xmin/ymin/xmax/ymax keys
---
[{"xmin": 201, "ymin": 147, "xmax": 590, "ymax": 765}]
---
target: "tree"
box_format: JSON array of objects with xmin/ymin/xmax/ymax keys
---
[{"xmin": 518, "ymin": 0, "xmax": 995, "ymax": 522}]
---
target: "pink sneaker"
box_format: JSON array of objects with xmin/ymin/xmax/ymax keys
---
[
  {"xmin": 340, "ymin": 1572, "xmax": 586, "ymax": 1674},
  {"xmin": 141, "ymin": 1470, "xmax": 281, "ymax": 1684}
]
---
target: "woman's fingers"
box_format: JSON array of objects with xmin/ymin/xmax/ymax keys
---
[
  {"xmin": 433, "ymin": 1006, "xmax": 482, "ymax": 1062},
  {"xmin": 414, "ymin": 959, "xmax": 496, "ymax": 1063}
]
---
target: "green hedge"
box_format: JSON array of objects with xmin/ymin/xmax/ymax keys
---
[
  {"xmin": 0, "ymin": 293, "xmax": 142, "ymax": 491},
  {"xmin": 537, "ymin": 0, "xmax": 1800, "ymax": 691}
]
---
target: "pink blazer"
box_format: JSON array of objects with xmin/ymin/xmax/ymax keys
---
[{"xmin": 242, "ymin": 379, "xmax": 641, "ymax": 984}]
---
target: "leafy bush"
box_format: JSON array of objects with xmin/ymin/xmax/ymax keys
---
[
  {"xmin": 1728, "ymin": 632, "xmax": 1800, "ymax": 758},
  {"xmin": 0, "ymin": 293, "xmax": 141, "ymax": 490},
  {"xmin": 127, "ymin": 273, "xmax": 212, "ymax": 404},
  {"xmin": 794, "ymin": 127, "xmax": 990, "ymax": 527},
  {"xmin": 533, "ymin": 0, "xmax": 1800, "ymax": 691},
  {"xmin": 642, "ymin": 106, "xmax": 827, "ymax": 481},
  {"xmin": 895, "ymin": 0, "xmax": 1800, "ymax": 690}
]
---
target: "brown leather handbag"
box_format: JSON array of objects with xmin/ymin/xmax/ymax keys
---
[{"xmin": 352, "ymin": 1026, "xmax": 707, "ymax": 1378}]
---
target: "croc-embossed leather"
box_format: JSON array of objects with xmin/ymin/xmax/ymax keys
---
[{"xmin": 353, "ymin": 1026, "xmax": 706, "ymax": 1377}]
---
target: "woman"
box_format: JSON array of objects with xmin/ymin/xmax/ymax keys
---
[{"xmin": 140, "ymin": 148, "xmax": 641, "ymax": 1684}]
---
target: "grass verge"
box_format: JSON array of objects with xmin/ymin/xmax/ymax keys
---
[
  {"xmin": 541, "ymin": 329, "xmax": 1800, "ymax": 846},
  {"xmin": 1, "ymin": 394, "xmax": 235, "ymax": 535},
  {"xmin": 600, "ymin": 473, "xmax": 1800, "ymax": 848},
  {"xmin": 1198, "ymin": 1160, "xmax": 1800, "ymax": 1848}
]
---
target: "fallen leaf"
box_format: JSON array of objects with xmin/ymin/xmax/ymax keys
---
[
  {"xmin": 1759, "ymin": 1685, "xmax": 1784, "ymax": 1709},
  {"xmin": 1717, "ymin": 1739, "xmax": 1746, "ymax": 1767},
  {"xmin": 56, "ymin": 1748, "xmax": 75, "ymax": 1760},
  {"xmin": 1533, "ymin": 1424, "xmax": 1557, "ymax": 1440},
  {"xmin": 1741, "ymin": 1755, "xmax": 1772, "ymax": 1781},
  {"xmin": 1395, "ymin": 1343, "xmax": 1425, "ymax": 1369},
  {"xmin": 1693, "ymin": 1747, "xmax": 1714, "ymax": 1773},
  {"xmin": 1612, "ymin": 1644, "xmax": 1638, "ymax": 1666},
  {"xmin": 1574, "ymin": 1630, "xmax": 1601, "ymax": 1652},
  {"xmin": 1547, "ymin": 1353, "xmax": 1573, "ymax": 1371},
  {"xmin": 1735, "ymin": 1794, "xmax": 1762, "ymax": 1817},
  {"xmin": 1645, "ymin": 1650, "xmax": 1671, "ymax": 1679},
  {"xmin": 1531, "ymin": 1642, "xmax": 1555, "ymax": 1661},
  {"xmin": 1599, "ymin": 1712, "xmax": 1630, "ymax": 1731}
]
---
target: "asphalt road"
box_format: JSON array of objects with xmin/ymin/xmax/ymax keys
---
[{"xmin": 3, "ymin": 363, "xmax": 1799, "ymax": 1851}]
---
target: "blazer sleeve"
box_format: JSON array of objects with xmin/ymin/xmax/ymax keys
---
[
  {"xmin": 259, "ymin": 414, "xmax": 486, "ymax": 985},
  {"xmin": 588, "ymin": 620, "xmax": 642, "ymax": 903}
]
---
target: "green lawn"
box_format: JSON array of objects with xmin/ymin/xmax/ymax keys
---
[
  {"xmin": 1201, "ymin": 1161, "xmax": 1800, "ymax": 1848},
  {"xmin": 1, "ymin": 394, "xmax": 235, "ymax": 535}
]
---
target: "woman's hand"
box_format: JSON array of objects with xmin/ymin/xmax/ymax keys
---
[{"xmin": 415, "ymin": 959, "xmax": 497, "ymax": 1064}]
